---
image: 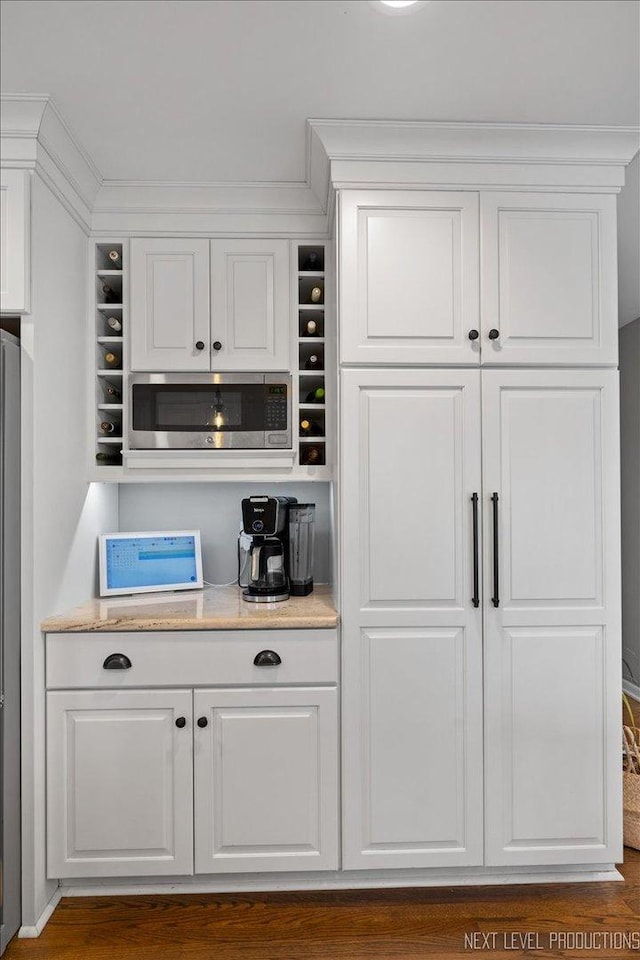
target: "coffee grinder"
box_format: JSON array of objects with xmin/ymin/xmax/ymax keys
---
[{"xmin": 241, "ymin": 496, "xmax": 297, "ymax": 602}]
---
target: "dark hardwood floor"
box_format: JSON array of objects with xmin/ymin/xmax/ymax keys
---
[{"xmin": 6, "ymin": 849, "xmax": 639, "ymax": 960}]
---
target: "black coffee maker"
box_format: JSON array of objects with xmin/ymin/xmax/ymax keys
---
[{"xmin": 241, "ymin": 496, "xmax": 297, "ymax": 602}]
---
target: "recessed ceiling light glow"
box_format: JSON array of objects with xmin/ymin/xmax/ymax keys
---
[{"xmin": 370, "ymin": 0, "xmax": 428, "ymax": 15}]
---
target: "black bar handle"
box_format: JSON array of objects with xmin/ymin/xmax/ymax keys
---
[
  {"xmin": 491, "ymin": 492, "xmax": 500, "ymax": 608},
  {"xmin": 471, "ymin": 493, "xmax": 480, "ymax": 608},
  {"xmin": 102, "ymin": 653, "xmax": 132, "ymax": 670}
]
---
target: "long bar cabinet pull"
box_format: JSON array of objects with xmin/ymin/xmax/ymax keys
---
[
  {"xmin": 491, "ymin": 492, "xmax": 500, "ymax": 608},
  {"xmin": 471, "ymin": 493, "xmax": 480, "ymax": 608}
]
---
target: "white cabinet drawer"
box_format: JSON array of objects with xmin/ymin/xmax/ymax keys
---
[{"xmin": 45, "ymin": 629, "xmax": 338, "ymax": 689}]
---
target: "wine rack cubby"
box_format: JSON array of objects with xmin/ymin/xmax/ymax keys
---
[
  {"xmin": 296, "ymin": 243, "xmax": 327, "ymax": 468},
  {"xmin": 94, "ymin": 242, "xmax": 125, "ymax": 469}
]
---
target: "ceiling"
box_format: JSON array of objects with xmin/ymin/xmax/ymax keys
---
[{"xmin": 1, "ymin": 0, "xmax": 639, "ymax": 185}]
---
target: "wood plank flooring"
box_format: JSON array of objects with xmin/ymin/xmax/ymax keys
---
[{"xmin": 6, "ymin": 850, "xmax": 639, "ymax": 960}]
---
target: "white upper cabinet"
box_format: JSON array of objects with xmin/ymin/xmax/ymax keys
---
[
  {"xmin": 210, "ymin": 239, "xmax": 290, "ymax": 371},
  {"xmin": 482, "ymin": 369, "xmax": 622, "ymax": 865},
  {"xmin": 481, "ymin": 193, "xmax": 617, "ymax": 365},
  {"xmin": 130, "ymin": 238, "xmax": 211, "ymax": 371},
  {"xmin": 0, "ymin": 169, "xmax": 30, "ymax": 314},
  {"xmin": 339, "ymin": 191, "xmax": 480, "ymax": 365},
  {"xmin": 130, "ymin": 238, "xmax": 289, "ymax": 372}
]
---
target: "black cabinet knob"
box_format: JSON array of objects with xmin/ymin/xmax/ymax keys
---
[
  {"xmin": 488, "ymin": 328, "xmax": 500, "ymax": 340},
  {"xmin": 468, "ymin": 329, "xmax": 479, "ymax": 341},
  {"xmin": 197, "ymin": 716, "xmax": 208, "ymax": 728},
  {"xmin": 102, "ymin": 653, "xmax": 132, "ymax": 670},
  {"xmin": 195, "ymin": 341, "xmax": 205, "ymax": 350},
  {"xmin": 175, "ymin": 716, "xmax": 186, "ymax": 728},
  {"xmin": 212, "ymin": 341, "xmax": 222, "ymax": 351},
  {"xmin": 253, "ymin": 650, "xmax": 282, "ymax": 666}
]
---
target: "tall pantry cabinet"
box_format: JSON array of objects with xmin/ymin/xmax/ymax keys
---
[{"xmin": 338, "ymin": 188, "xmax": 622, "ymax": 871}]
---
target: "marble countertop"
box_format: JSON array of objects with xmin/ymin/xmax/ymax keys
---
[{"xmin": 41, "ymin": 584, "xmax": 338, "ymax": 633}]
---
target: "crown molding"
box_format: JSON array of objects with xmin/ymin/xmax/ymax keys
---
[
  {"xmin": 1, "ymin": 94, "xmax": 101, "ymax": 231},
  {"xmin": 308, "ymin": 119, "xmax": 640, "ymax": 192}
]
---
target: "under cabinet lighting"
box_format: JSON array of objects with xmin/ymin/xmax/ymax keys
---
[{"xmin": 370, "ymin": 0, "xmax": 428, "ymax": 13}]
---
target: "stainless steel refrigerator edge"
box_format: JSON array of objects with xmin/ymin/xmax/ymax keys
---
[{"xmin": 0, "ymin": 331, "xmax": 21, "ymax": 952}]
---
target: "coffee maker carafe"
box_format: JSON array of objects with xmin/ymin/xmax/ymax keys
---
[{"xmin": 241, "ymin": 496, "xmax": 296, "ymax": 602}]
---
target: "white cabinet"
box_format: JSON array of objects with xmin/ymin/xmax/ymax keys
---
[
  {"xmin": 45, "ymin": 630, "xmax": 339, "ymax": 881},
  {"xmin": 340, "ymin": 368, "xmax": 484, "ymax": 869},
  {"xmin": 482, "ymin": 369, "xmax": 622, "ymax": 865},
  {"xmin": 340, "ymin": 367, "xmax": 621, "ymax": 870},
  {"xmin": 130, "ymin": 238, "xmax": 211, "ymax": 371},
  {"xmin": 194, "ymin": 687, "xmax": 338, "ymax": 873},
  {"xmin": 0, "ymin": 168, "xmax": 30, "ymax": 314},
  {"xmin": 339, "ymin": 191, "xmax": 480, "ymax": 365},
  {"xmin": 130, "ymin": 238, "xmax": 289, "ymax": 372},
  {"xmin": 481, "ymin": 193, "xmax": 617, "ymax": 365},
  {"xmin": 46, "ymin": 689, "xmax": 194, "ymax": 878},
  {"xmin": 210, "ymin": 239, "xmax": 290, "ymax": 370}
]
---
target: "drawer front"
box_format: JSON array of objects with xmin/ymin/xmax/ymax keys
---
[{"xmin": 46, "ymin": 630, "xmax": 338, "ymax": 689}]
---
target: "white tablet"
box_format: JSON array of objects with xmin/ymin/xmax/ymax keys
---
[{"xmin": 99, "ymin": 531, "xmax": 203, "ymax": 597}]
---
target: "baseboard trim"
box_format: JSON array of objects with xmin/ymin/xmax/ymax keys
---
[
  {"xmin": 59, "ymin": 865, "xmax": 623, "ymax": 898},
  {"xmin": 18, "ymin": 886, "xmax": 61, "ymax": 938},
  {"xmin": 623, "ymin": 679, "xmax": 640, "ymax": 702}
]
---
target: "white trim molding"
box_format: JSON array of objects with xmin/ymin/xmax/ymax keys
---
[{"xmin": 17, "ymin": 886, "xmax": 62, "ymax": 939}]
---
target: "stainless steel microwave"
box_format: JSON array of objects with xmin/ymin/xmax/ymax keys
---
[{"xmin": 128, "ymin": 373, "xmax": 292, "ymax": 450}]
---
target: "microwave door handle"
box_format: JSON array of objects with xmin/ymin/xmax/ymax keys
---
[{"xmin": 251, "ymin": 546, "xmax": 262, "ymax": 583}]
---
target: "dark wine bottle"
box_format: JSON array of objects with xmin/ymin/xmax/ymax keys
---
[
  {"xmin": 95, "ymin": 451, "xmax": 121, "ymax": 465},
  {"xmin": 304, "ymin": 350, "xmax": 324, "ymax": 371},
  {"xmin": 300, "ymin": 417, "xmax": 323, "ymax": 437},
  {"xmin": 305, "ymin": 250, "xmax": 320, "ymax": 270},
  {"xmin": 107, "ymin": 249, "xmax": 122, "ymax": 268},
  {"xmin": 300, "ymin": 444, "xmax": 324, "ymax": 466},
  {"xmin": 303, "ymin": 386, "xmax": 325, "ymax": 404},
  {"xmin": 104, "ymin": 383, "xmax": 122, "ymax": 402},
  {"xmin": 100, "ymin": 283, "xmax": 120, "ymax": 304},
  {"xmin": 99, "ymin": 420, "xmax": 117, "ymax": 435}
]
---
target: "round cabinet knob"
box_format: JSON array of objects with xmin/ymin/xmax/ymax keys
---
[
  {"xmin": 195, "ymin": 341, "xmax": 205, "ymax": 351},
  {"xmin": 488, "ymin": 329, "xmax": 500, "ymax": 340},
  {"xmin": 102, "ymin": 653, "xmax": 132, "ymax": 670},
  {"xmin": 468, "ymin": 329, "xmax": 479, "ymax": 341},
  {"xmin": 253, "ymin": 649, "xmax": 282, "ymax": 667},
  {"xmin": 212, "ymin": 341, "xmax": 222, "ymax": 351},
  {"xmin": 175, "ymin": 717, "xmax": 186, "ymax": 729},
  {"xmin": 197, "ymin": 716, "xmax": 208, "ymax": 728}
]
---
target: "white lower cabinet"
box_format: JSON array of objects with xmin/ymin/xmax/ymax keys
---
[
  {"xmin": 45, "ymin": 630, "xmax": 339, "ymax": 880},
  {"xmin": 47, "ymin": 689, "xmax": 194, "ymax": 879},
  {"xmin": 194, "ymin": 687, "xmax": 338, "ymax": 873}
]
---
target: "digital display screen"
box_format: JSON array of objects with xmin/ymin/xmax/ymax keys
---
[
  {"xmin": 105, "ymin": 535, "xmax": 199, "ymax": 591},
  {"xmin": 269, "ymin": 385, "xmax": 286, "ymax": 395}
]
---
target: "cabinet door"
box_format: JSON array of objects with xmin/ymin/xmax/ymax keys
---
[
  {"xmin": 482, "ymin": 369, "xmax": 622, "ymax": 865},
  {"xmin": 340, "ymin": 369, "xmax": 484, "ymax": 869},
  {"xmin": 481, "ymin": 193, "xmax": 617, "ymax": 365},
  {"xmin": 0, "ymin": 169, "xmax": 30, "ymax": 313},
  {"xmin": 210, "ymin": 240, "xmax": 290, "ymax": 370},
  {"xmin": 194, "ymin": 687, "xmax": 338, "ymax": 873},
  {"xmin": 130, "ymin": 238, "xmax": 210, "ymax": 371},
  {"xmin": 47, "ymin": 689, "xmax": 193, "ymax": 878},
  {"xmin": 339, "ymin": 190, "xmax": 480, "ymax": 365}
]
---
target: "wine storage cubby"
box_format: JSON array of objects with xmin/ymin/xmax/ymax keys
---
[
  {"xmin": 94, "ymin": 242, "xmax": 125, "ymax": 469},
  {"xmin": 296, "ymin": 243, "xmax": 327, "ymax": 468}
]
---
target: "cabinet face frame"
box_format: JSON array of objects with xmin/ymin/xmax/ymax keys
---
[
  {"xmin": 0, "ymin": 168, "xmax": 30, "ymax": 314},
  {"xmin": 47, "ymin": 688, "xmax": 194, "ymax": 878},
  {"xmin": 340, "ymin": 368, "xmax": 484, "ymax": 869},
  {"xmin": 339, "ymin": 190, "xmax": 480, "ymax": 366},
  {"xmin": 480, "ymin": 192, "xmax": 618, "ymax": 366},
  {"xmin": 482, "ymin": 369, "xmax": 622, "ymax": 865},
  {"xmin": 193, "ymin": 686, "xmax": 338, "ymax": 874}
]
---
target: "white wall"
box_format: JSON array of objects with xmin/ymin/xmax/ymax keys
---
[
  {"xmin": 21, "ymin": 174, "xmax": 118, "ymax": 927},
  {"xmin": 118, "ymin": 482, "xmax": 331, "ymax": 585},
  {"xmin": 620, "ymin": 318, "xmax": 640, "ymax": 696},
  {"xmin": 618, "ymin": 151, "xmax": 640, "ymax": 328}
]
